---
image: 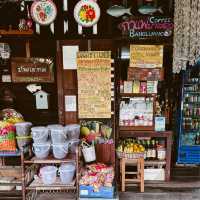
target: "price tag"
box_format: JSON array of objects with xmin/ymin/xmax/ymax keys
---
[{"xmin": 80, "ymin": 189, "xmax": 88, "ymax": 196}]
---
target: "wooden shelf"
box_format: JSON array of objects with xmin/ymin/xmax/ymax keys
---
[
  {"xmin": 119, "ymin": 126, "xmax": 154, "ymax": 132},
  {"xmin": 27, "ymin": 178, "xmax": 76, "ymax": 191},
  {"xmin": 119, "ymin": 130, "xmax": 173, "ymax": 138},
  {"xmin": 0, "ymin": 29, "xmax": 33, "ymax": 35},
  {"xmin": 120, "ymin": 93, "xmax": 156, "ymax": 98},
  {"xmin": 125, "ymin": 160, "xmax": 166, "ymax": 166},
  {"xmin": 24, "ymin": 154, "xmax": 76, "ymax": 164}
]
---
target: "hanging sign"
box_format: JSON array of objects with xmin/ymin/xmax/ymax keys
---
[
  {"xmin": 77, "ymin": 51, "xmax": 111, "ymax": 118},
  {"xmin": 74, "ymin": 0, "xmax": 100, "ymax": 27},
  {"xmin": 11, "ymin": 57, "xmax": 54, "ymax": 82},
  {"xmin": 118, "ymin": 16, "xmax": 173, "ymax": 39},
  {"xmin": 129, "ymin": 45, "xmax": 163, "ymax": 68}
]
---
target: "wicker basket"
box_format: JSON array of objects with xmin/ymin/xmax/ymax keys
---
[{"xmin": 116, "ymin": 151, "xmax": 144, "ymax": 159}]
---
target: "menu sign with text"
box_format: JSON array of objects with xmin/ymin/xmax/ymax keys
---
[
  {"xmin": 130, "ymin": 45, "xmax": 163, "ymax": 68},
  {"xmin": 77, "ymin": 51, "xmax": 111, "ymax": 118}
]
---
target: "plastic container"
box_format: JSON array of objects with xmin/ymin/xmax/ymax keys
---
[
  {"xmin": 40, "ymin": 166, "xmax": 57, "ymax": 185},
  {"xmin": 59, "ymin": 163, "xmax": 76, "ymax": 184},
  {"xmin": 69, "ymin": 139, "xmax": 80, "ymax": 153},
  {"xmin": 15, "ymin": 122, "xmax": 32, "ymax": 136},
  {"xmin": 64, "ymin": 124, "xmax": 80, "ymax": 140},
  {"xmin": 31, "ymin": 126, "xmax": 49, "ymax": 143},
  {"xmin": 52, "ymin": 142, "xmax": 70, "ymax": 159},
  {"xmin": 16, "ymin": 136, "xmax": 32, "ymax": 149},
  {"xmin": 50, "ymin": 127, "xmax": 67, "ymax": 143},
  {"xmin": 32, "ymin": 142, "xmax": 51, "ymax": 159},
  {"xmin": 82, "ymin": 146, "xmax": 96, "ymax": 163}
]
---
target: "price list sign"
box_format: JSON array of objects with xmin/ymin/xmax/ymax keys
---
[
  {"xmin": 130, "ymin": 45, "xmax": 163, "ymax": 68},
  {"xmin": 77, "ymin": 51, "xmax": 111, "ymax": 118}
]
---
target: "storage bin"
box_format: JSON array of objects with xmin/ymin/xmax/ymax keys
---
[
  {"xmin": 16, "ymin": 136, "xmax": 32, "ymax": 149},
  {"xmin": 50, "ymin": 127, "xmax": 67, "ymax": 143},
  {"xmin": 59, "ymin": 163, "xmax": 76, "ymax": 184},
  {"xmin": 64, "ymin": 124, "xmax": 80, "ymax": 139},
  {"xmin": 31, "ymin": 126, "xmax": 49, "ymax": 143},
  {"xmin": 144, "ymin": 168, "xmax": 165, "ymax": 181},
  {"xmin": 15, "ymin": 122, "xmax": 32, "ymax": 136},
  {"xmin": 79, "ymin": 185, "xmax": 114, "ymax": 198},
  {"xmin": 52, "ymin": 142, "xmax": 70, "ymax": 159},
  {"xmin": 82, "ymin": 146, "xmax": 96, "ymax": 163},
  {"xmin": 69, "ymin": 139, "xmax": 80, "ymax": 153},
  {"xmin": 32, "ymin": 142, "xmax": 51, "ymax": 159},
  {"xmin": 40, "ymin": 166, "xmax": 57, "ymax": 185}
]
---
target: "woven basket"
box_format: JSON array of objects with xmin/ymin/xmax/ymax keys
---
[{"xmin": 116, "ymin": 151, "xmax": 144, "ymax": 159}]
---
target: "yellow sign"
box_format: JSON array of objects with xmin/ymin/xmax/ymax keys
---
[
  {"xmin": 130, "ymin": 45, "xmax": 163, "ymax": 68},
  {"xmin": 77, "ymin": 51, "xmax": 111, "ymax": 118}
]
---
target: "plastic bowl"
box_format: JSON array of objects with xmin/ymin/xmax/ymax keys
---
[
  {"xmin": 32, "ymin": 142, "xmax": 51, "ymax": 159},
  {"xmin": 52, "ymin": 142, "xmax": 70, "ymax": 159},
  {"xmin": 15, "ymin": 122, "xmax": 32, "ymax": 136},
  {"xmin": 59, "ymin": 163, "xmax": 75, "ymax": 184},
  {"xmin": 64, "ymin": 124, "xmax": 80, "ymax": 140},
  {"xmin": 31, "ymin": 126, "xmax": 49, "ymax": 143},
  {"xmin": 40, "ymin": 166, "xmax": 57, "ymax": 185}
]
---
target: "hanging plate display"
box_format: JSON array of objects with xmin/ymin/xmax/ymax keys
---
[
  {"xmin": 30, "ymin": 0, "xmax": 57, "ymax": 26},
  {"xmin": 74, "ymin": 0, "xmax": 100, "ymax": 27}
]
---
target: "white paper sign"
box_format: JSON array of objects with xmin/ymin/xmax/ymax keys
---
[
  {"xmin": 65, "ymin": 95, "xmax": 77, "ymax": 111},
  {"xmin": 62, "ymin": 46, "xmax": 79, "ymax": 69}
]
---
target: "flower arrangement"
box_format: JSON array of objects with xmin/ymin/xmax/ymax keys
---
[{"xmin": 79, "ymin": 4, "xmax": 96, "ymax": 23}]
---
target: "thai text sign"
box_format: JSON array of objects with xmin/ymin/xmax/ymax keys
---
[
  {"xmin": 77, "ymin": 51, "xmax": 111, "ymax": 118},
  {"xmin": 11, "ymin": 57, "xmax": 54, "ymax": 82},
  {"xmin": 130, "ymin": 45, "xmax": 163, "ymax": 68},
  {"xmin": 118, "ymin": 16, "xmax": 173, "ymax": 38}
]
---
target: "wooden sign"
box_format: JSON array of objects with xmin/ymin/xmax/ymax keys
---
[
  {"xmin": 11, "ymin": 57, "xmax": 54, "ymax": 82},
  {"xmin": 118, "ymin": 16, "xmax": 173, "ymax": 39},
  {"xmin": 77, "ymin": 51, "xmax": 111, "ymax": 118},
  {"xmin": 128, "ymin": 67, "xmax": 164, "ymax": 81},
  {"xmin": 130, "ymin": 45, "xmax": 163, "ymax": 68}
]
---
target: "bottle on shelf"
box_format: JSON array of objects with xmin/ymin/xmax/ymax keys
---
[
  {"xmin": 151, "ymin": 139, "xmax": 156, "ymax": 160},
  {"xmin": 146, "ymin": 139, "xmax": 151, "ymax": 160}
]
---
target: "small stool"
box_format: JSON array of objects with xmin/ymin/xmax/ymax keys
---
[{"xmin": 120, "ymin": 157, "xmax": 144, "ymax": 192}]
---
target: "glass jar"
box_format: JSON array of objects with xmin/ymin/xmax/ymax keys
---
[{"xmin": 157, "ymin": 146, "xmax": 166, "ymax": 160}]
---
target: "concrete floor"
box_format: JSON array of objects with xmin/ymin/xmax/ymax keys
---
[{"xmin": 35, "ymin": 187, "xmax": 200, "ymax": 200}]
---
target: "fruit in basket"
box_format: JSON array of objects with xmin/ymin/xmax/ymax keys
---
[
  {"xmin": 80, "ymin": 126, "xmax": 90, "ymax": 136},
  {"xmin": 117, "ymin": 141, "xmax": 145, "ymax": 153}
]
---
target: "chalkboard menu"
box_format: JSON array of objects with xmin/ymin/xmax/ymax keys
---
[
  {"xmin": 77, "ymin": 51, "xmax": 111, "ymax": 118},
  {"xmin": 11, "ymin": 57, "xmax": 54, "ymax": 82}
]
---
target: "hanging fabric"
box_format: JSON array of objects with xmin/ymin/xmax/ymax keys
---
[{"xmin": 173, "ymin": 0, "xmax": 200, "ymax": 73}]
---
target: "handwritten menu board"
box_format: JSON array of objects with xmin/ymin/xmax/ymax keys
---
[
  {"xmin": 130, "ymin": 45, "xmax": 163, "ymax": 68},
  {"xmin": 77, "ymin": 51, "xmax": 111, "ymax": 118}
]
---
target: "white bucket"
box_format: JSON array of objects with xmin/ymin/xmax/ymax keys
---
[
  {"xmin": 15, "ymin": 122, "xmax": 32, "ymax": 136},
  {"xmin": 31, "ymin": 126, "xmax": 49, "ymax": 143},
  {"xmin": 59, "ymin": 163, "xmax": 76, "ymax": 184},
  {"xmin": 40, "ymin": 166, "xmax": 57, "ymax": 185},
  {"xmin": 32, "ymin": 142, "xmax": 51, "ymax": 159},
  {"xmin": 64, "ymin": 124, "xmax": 80, "ymax": 140},
  {"xmin": 52, "ymin": 142, "xmax": 70, "ymax": 159},
  {"xmin": 50, "ymin": 127, "xmax": 67, "ymax": 143},
  {"xmin": 69, "ymin": 139, "xmax": 80, "ymax": 153},
  {"xmin": 82, "ymin": 146, "xmax": 96, "ymax": 163}
]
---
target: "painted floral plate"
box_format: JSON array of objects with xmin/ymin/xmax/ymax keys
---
[
  {"xmin": 31, "ymin": 0, "xmax": 57, "ymax": 26},
  {"xmin": 74, "ymin": 0, "xmax": 100, "ymax": 27}
]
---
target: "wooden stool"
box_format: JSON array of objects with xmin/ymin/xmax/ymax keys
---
[{"xmin": 120, "ymin": 157, "xmax": 144, "ymax": 192}]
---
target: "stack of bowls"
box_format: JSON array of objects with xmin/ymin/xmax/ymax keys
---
[{"xmin": 15, "ymin": 122, "xmax": 32, "ymax": 149}]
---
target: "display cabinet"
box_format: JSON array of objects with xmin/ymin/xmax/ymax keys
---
[{"xmin": 177, "ymin": 64, "xmax": 200, "ymax": 164}]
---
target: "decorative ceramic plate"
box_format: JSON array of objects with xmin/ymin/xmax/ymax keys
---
[
  {"xmin": 31, "ymin": 0, "xmax": 57, "ymax": 26},
  {"xmin": 74, "ymin": 0, "xmax": 100, "ymax": 27}
]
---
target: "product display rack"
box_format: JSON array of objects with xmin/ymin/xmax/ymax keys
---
[
  {"xmin": 20, "ymin": 144, "xmax": 79, "ymax": 200},
  {"xmin": 177, "ymin": 66, "xmax": 200, "ymax": 164}
]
